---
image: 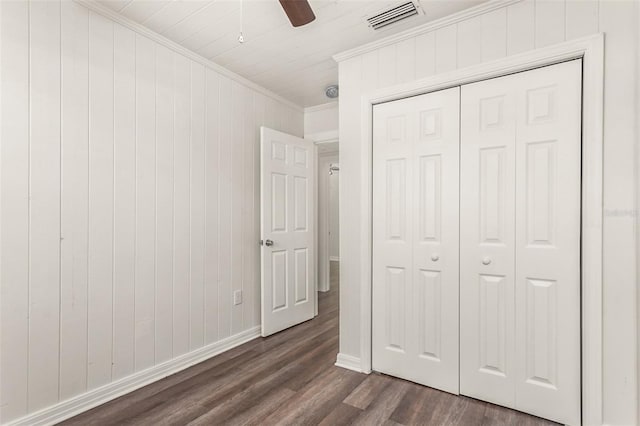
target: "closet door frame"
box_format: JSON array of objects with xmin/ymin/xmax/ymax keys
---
[{"xmin": 356, "ymin": 34, "xmax": 604, "ymax": 426}]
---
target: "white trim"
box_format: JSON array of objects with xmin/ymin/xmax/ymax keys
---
[
  {"xmin": 314, "ymin": 142, "xmax": 319, "ymax": 316},
  {"xmin": 308, "ymin": 130, "xmax": 339, "ymax": 145},
  {"xmin": 358, "ymin": 34, "xmax": 604, "ymax": 426},
  {"xmin": 333, "ymin": 0, "xmax": 522, "ymax": 63},
  {"xmin": 5, "ymin": 327, "xmax": 261, "ymax": 426},
  {"xmin": 637, "ymin": 3, "xmax": 640, "ymax": 423},
  {"xmin": 73, "ymin": 0, "xmax": 303, "ymax": 112},
  {"xmin": 329, "ymin": 256, "xmax": 340, "ymax": 262},
  {"xmin": 319, "ymin": 150, "xmax": 339, "ymax": 158},
  {"xmin": 304, "ymin": 101, "xmax": 338, "ymax": 113},
  {"xmin": 335, "ymin": 353, "xmax": 367, "ymax": 373}
]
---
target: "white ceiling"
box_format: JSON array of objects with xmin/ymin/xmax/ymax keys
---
[{"xmin": 97, "ymin": 0, "xmax": 484, "ymax": 107}]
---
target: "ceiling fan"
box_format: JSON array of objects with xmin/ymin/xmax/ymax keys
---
[{"xmin": 278, "ymin": 0, "xmax": 316, "ymax": 27}]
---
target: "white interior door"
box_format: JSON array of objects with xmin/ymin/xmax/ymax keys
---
[
  {"xmin": 372, "ymin": 87, "xmax": 460, "ymax": 394},
  {"xmin": 260, "ymin": 127, "xmax": 316, "ymax": 337},
  {"xmin": 460, "ymin": 60, "xmax": 582, "ymax": 425}
]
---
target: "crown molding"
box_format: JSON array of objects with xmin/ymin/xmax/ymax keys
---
[
  {"xmin": 73, "ymin": 0, "xmax": 303, "ymax": 112},
  {"xmin": 304, "ymin": 101, "xmax": 338, "ymax": 114},
  {"xmin": 333, "ymin": 0, "xmax": 522, "ymax": 63}
]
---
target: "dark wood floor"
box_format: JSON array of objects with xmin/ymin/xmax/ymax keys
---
[{"xmin": 62, "ymin": 262, "xmax": 557, "ymax": 426}]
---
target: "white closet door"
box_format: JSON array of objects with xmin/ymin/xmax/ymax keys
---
[
  {"xmin": 460, "ymin": 60, "xmax": 582, "ymax": 425},
  {"xmin": 459, "ymin": 71, "xmax": 518, "ymax": 407},
  {"xmin": 513, "ymin": 60, "xmax": 581, "ymax": 425},
  {"xmin": 372, "ymin": 87, "xmax": 460, "ymax": 394}
]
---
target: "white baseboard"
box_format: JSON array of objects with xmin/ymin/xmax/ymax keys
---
[
  {"xmin": 335, "ymin": 353, "xmax": 366, "ymax": 373},
  {"xmin": 6, "ymin": 326, "xmax": 262, "ymax": 426},
  {"xmin": 329, "ymin": 256, "xmax": 340, "ymax": 262}
]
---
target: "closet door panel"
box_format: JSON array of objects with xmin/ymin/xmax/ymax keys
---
[
  {"xmin": 513, "ymin": 60, "xmax": 581, "ymax": 426},
  {"xmin": 411, "ymin": 88, "xmax": 460, "ymax": 393},
  {"xmin": 460, "ymin": 76, "xmax": 517, "ymax": 407},
  {"xmin": 373, "ymin": 98, "xmax": 414, "ymax": 375},
  {"xmin": 373, "ymin": 87, "xmax": 460, "ymax": 394},
  {"xmin": 460, "ymin": 60, "xmax": 582, "ymax": 425}
]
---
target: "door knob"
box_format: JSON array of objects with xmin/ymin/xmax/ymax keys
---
[
  {"xmin": 431, "ymin": 254, "xmax": 440, "ymax": 262},
  {"xmin": 482, "ymin": 257, "xmax": 491, "ymax": 265},
  {"xmin": 265, "ymin": 239, "xmax": 274, "ymax": 247}
]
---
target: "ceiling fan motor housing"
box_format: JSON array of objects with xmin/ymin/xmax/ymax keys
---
[{"xmin": 279, "ymin": 0, "xmax": 316, "ymax": 27}]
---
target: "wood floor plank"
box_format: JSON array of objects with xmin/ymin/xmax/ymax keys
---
[
  {"xmin": 61, "ymin": 262, "xmax": 558, "ymax": 426},
  {"xmin": 343, "ymin": 373, "xmax": 389, "ymax": 410},
  {"xmin": 260, "ymin": 367, "xmax": 367, "ymax": 425},
  {"xmin": 318, "ymin": 403, "xmax": 363, "ymax": 426},
  {"xmin": 192, "ymin": 388, "xmax": 296, "ymax": 426},
  {"xmin": 351, "ymin": 379, "xmax": 411, "ymax": 426},
  {"xmin": 390, "ymin": 382, "xmax": 446, "ymax": 425},
  {"xmin": 443, "ymin": 396, "xmax": 487, "ymax": 426}
]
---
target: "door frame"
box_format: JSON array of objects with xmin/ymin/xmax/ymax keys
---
[{"xmin": 358, "ymin": 34, "xmax": 604, "ymax": 425}]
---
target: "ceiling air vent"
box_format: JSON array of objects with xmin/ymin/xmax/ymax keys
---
[{"xmin": 367, "ymin": 2, "xmax": 421, "ymax": 30}]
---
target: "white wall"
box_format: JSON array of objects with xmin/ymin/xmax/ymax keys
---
[
  {"xmin": 0, "ymin": 1, "xmax": 303, "ymax": 423},
  {"xmin": 304, "ymin": 102, "xmax": 339, "ymax": 142},
  {"xmin": 318, "ymin": 153, "xmax": 339, "ymax": 291},
  {"xmin": 329, "ymin": 168, "xmax": 340, "ymax": 260},
  {"xmin": 336, "ymin": 0, "xmax": 638, "ymax": 424}
]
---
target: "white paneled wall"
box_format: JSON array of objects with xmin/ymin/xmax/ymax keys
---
[
  {"xmin": 0, "ymin": 1, "xmax": 303, "ymax": 423},
  {"xmin": 337, "ymin": 0, "xmax": 638, "ymax": 424}
]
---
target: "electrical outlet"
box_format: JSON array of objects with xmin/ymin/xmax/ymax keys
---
[{"xmin": 233, "ymin": 290, "xmax": 243, "ymax": 305}]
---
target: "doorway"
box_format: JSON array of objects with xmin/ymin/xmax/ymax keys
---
[{"xmin": 318, "ymin": 143, "xmax": 339, "ymax": 294}]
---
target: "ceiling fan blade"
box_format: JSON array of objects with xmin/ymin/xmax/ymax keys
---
[{"xmin": 279, "ymin": 0, "xmax": 316, "ymax": 27}]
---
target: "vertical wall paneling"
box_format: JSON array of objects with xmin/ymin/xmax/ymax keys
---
[
  {"xmin": 565, "ymin": 0, "xmax": 599, "ymax": 40},
  {"xmin": 217, "ymin": 76, "xmax": 232, "ymax": 340},
  {"xmin": 506, "ymin": 0, "xmax": 535, "ymax": 55},
  {"xmin": 87, "ymin": 9, "xmax": 114, "ymax": 391},
  {"xmin": 457, "ymin": 15, "xmax": 483, "ymax": 69},
  {"xmin": 243, "ymin": 90, "xmax": 255, "ymax": 329},
  {"xmin": 112, "ymin": 23, "xmax": 137, "ymax": 381},
  {"xmin": 29, "ymin": 0, "xmax": 62, "ymax": 411},
  {"xmin": 361, "ymin": 51, "xmax": 379, "ymax": 93},
  {"xmin": 396, "ymin": 38, "xmax": 416, "ymax": 84},
  {"xmin": 231, "ymin": 81, "xmax": 245, "ymax": 335},
  {"xmin": 377, "ymin": 44, "xmax": 397, "ymax": 89},
  {"xmin": 270, "ymin": 96, "xmax": 282, "ymax": 132},
  {"xmin": 414, "ymin": 32, "xmax": 436, "ymax": 79},
  {"xmin": 60, "ymin": 0, "xmax": 89, "ymax": 401},
  {"xmin": 252, "ymin": 94, "xmax": 265, "ymax": 328},
  {"xmin": 173, "ymin": 54, "xmax": 191, "ymax": 356},
  {"xmin": 1, "ymin": 1, "xmax": 304, "ymax": 422},
  {"xmin": 481, "ymin": 8, "xmax": 507, "ymax": 62},
  {"xmin": 598, "ymin": 1, "xmax": 638, "ymax": 422},
  {"xmin": 190, "ymin": 62, "xmax": 206, "ymax": 350},
  {"xmin": 134, "ymin": 33, "xmax": 156, "ymax": 370},
  {"xmin": 155, "ymin": 45, "xmax": 175, "ymax": 363},
  {"xmin": 263, "ymin": 96, "xmax": 277, "ymax": 130},
  {"xmin": 0, "ymin": 1, "xmax": 30, "ymax": 421},
  {"xmin": 204, "ymin": 69, "xmax": 220, "ymax": 344},
  {"xmin": 535, "ymin": 0, "xmax": 566, "ymax": 48},
  {"xmin": 435, "ymin": 24, "xmax": 457, "ymax": 74},
  {"xmin": 337, "ymin": 55, "xmax": 363, "ymax": 358}
]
